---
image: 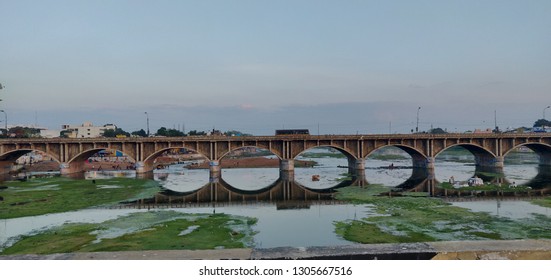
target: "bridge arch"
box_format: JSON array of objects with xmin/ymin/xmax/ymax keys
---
[
  {"xmin": 218, "ymin": 146, "xmax": 282, "ymax": 161},
  {"xmin": 219, "ymin": 145, "xmax": 283, "ymax": 161},
  {"xmin": 295, "ymin": 145, "xmax": 357, "ymax": 162},
  {"xmin": 503, "ymin": 142, "xmax": 551, "ymax": 166},
  {"xmin": 366, "ymin": 144, "xmax": 428, "ymax": 168},
  {"xmin": 142, "ymin": 147, "xmax": 209, "ymax": 173},
  {"xmin": 363, "ymin": 144, "xmax": 429, "ymax": 188},
  {"xmin": 62, "ymin": 148, "xmax": 137, "ymax": 174},
  {"xmin": 434, "ymin": 143, "xmax": 496, "ymax": 158},
  {"xmin": 434, "ymin": 143, "xmax": 497, "ymax": 170},
  {"xmin": 0, "ymin": 149, "xmax": 61, "ymax": 173}
]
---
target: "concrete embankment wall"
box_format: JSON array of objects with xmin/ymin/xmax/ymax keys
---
[{"xmin": 1, "ymin": 240, "xmax": 550, "ymax": 260}]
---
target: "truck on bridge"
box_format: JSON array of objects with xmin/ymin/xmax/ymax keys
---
[{"xmin": 275, "ymin": 129, "xmax": 309, "ymax": 135}]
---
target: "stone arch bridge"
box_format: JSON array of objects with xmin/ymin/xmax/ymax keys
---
[{"xmin": 1, "ymin": 133, "xmax": 551, "ymax": 176}]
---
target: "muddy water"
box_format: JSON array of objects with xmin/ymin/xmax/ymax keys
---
[{"xmin": 1, "ymin": 148, "xmax": 550, "ymax": 250}]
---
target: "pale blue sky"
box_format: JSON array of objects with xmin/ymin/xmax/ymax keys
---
[{"xmin": 1, "ymin": 0, "xmax": 550, "ymax": 134}]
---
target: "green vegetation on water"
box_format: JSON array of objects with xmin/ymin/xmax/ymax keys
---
[
  {"xmin": 0, "ymin": 211, "xmax": 257, "ymax": 255},
  {"xmin": 532, "ymin": 198, "xmax": 551, "ymax": 208},
  {"xmin": 368, "ymin": 154, "xmax": 409, "ymax": 161},
  {"xmin": 438, "ymin": 182, "xmax": 533, "ymax": 193},
  {"xmin": 300, "ymin": 152, "xmax": 346, "ymax": 159},
  {"xmin": 334, "ymin": 185, "xmax": 551, "ymax": 244},
  {"xmin": 0, "ymin": 177, "xmax": 161, "ymax": 219}
]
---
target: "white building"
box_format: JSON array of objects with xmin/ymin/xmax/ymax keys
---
[
  {"xmin": 40, "ymin": 129, "xmax": 61, "ymax": 138},
  {"xmin": 61, "ymin": 122, "xmax": 117, "ymax": 138}
]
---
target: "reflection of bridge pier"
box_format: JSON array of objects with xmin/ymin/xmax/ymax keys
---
[
  {"xmin": 524, "ymin": 165, "xmax": 551, "ymax": 190},
  {"xmin": 145, "ymin": 172, "xmax": 350, "ymax": 206},
  {"xmin": 348, "ymin": 167, "xmax": 367, "ymax": 187},
  {"xmin": 474, "ymin": 165, "xmax": 506, "ymax": 184}
]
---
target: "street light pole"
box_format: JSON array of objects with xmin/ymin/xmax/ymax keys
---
[
  {"xmin": 144, "ymin": 112, "xmax": 150, "ymax": 137},
  {"xmin": 0, "ymin": 110, "xmax": 7, "ymax": 137},
  {"xmin": 416, "ymin": 107, "xmax": 421, "ymax": 133},
  {"xmin": 544, "ymin": 106, "xmax": 550, "ymax": 120},
  {"xmin": 0, "ymin": 84, "xmax": 5, "ymax": 137}
]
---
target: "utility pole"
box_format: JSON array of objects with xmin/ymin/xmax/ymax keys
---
[
  {"xmin": 317, "ymin": 123, "xmax": 320, "ymax": 135},
  {"xmin": 144, "ymin": 112, "xmax": 150, "ymax": 136},
  {"xmin": 0, "ymin": 110, "xmax": 6, "ymax": 137},
  {"xmin": 416, "ymin": 107, "xmax": 421, "ymax": 133},
  {"xmin": 494, "ymin": 110, "xmax": 498, "ymax": 133},
  {"xmin": 0, "ymin": 83, "xmax": 4, "ymax": 137}
]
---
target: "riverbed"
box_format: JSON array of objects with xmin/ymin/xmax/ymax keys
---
[{"xmin": 1, "ymin": 148, "xmax": 550, "ymax": 253}]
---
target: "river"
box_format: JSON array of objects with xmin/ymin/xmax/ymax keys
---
[{"xmin": 1, "ymin": 147, "xmax": 550, "ymax": 251}]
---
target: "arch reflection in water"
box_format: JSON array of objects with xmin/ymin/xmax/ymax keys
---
[
  {"xmin": 220, "ymin": 168, "xmax": 280, "ymax": 192},
  {"xmin": 381, "ymin": 163, "xmax": 551, "ymax": 197},
  {"xmin": 153, "ymin": 165, "xmax": 210, "ymax": 193},
  {"xmin": 503, "ymin": 148, "xmax": 539, "ymax": 185},
  {"xmin": 294, "ymin": 147, "xmax": 350, "ymax": 190},
  {"xmin": 138, "ymin": 172, "xmax": 364, "ymax": 207}
]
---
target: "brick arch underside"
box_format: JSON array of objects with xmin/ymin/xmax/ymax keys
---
[
  {"xmin": 61, "ymin": 148, "xmax": 137, "ymax": 173},
  {"xmin": 295, "ymin": 145, "xmax": 357, "ymax": 162},
  {"xmin": 504, "ymin": 143, "xmax": 551, "ymax": 166},
  {"xmin": 142, "ymin": 146, "xmax": 209, "ymax": 172},
  {"xmin": 218, "ymin": 145, "xmax": 282, "ymax": 161},
  {"xmin": 68, "ymin": 148, "xmax": 138, "ymax": 164},
  {"xmin": 435, "ymin": 144, "xmax": 497, "ymax": 167},
  {"xmin": 0, "ymin": 149, "xmax": 61, "ymax": 172},
  {"xmin": 366, "ymin": 145, "xmax": 428, "ymax": 168}
]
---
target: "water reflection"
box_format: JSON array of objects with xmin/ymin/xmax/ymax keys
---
[
  {"xmin": 3, "ymin": 161, "xmax": 551, "ymax": 203},
  {"xmin": 140, "ymin": 172, "xmax": 361, "ymax": 207},
  {"xmin": 2, "ymin": 163, "xmax": 551, "ymax": 251}
]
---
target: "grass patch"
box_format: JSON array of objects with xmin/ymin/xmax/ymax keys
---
[
  {"xmin": 333, "ymin": 186, "xmax": 551, "ymax": 244},
  {"xmin": 335, "ymin": 220, "xmax": 436, "ymax": 244},
  {"xmin": 439, "ymin": 182, "xmax": 533, "ymax": 193},
  {"xmin": 532, "ymin": 198, "xmax": 551, "ymax": 208},
  {"xmin": 368, "ymin": 154, "xmax": 409, "ymax": 161},
  {"xmin": 1, "ymin": 211, "xmax": 257, "ymax": 255},
  {"xmin": 300, "ymin": 152, "xmax": 346, "ymax": 159},
  {"xmin": 0, "ymin": 177, "xmax": 161, "ymax": 219},
  {"xmin": 476, "ymin": 171, "xmax": 505, "ymax": 179}
]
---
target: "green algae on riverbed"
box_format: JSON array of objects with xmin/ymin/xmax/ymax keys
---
[
  {"xmin": 532, "ymin": 197, "xmax": 551, "ymax": 208},
  {"xmin": 334, "ymin": 186, "xmax": 551, "ymax": 244},
  {"xmin": 0, "ymin": 211, "xmax": 257, "ymax": 255},
  {"xmin": 439, "ymin": 182, "xmax": 532, "ymax": 193},
  {"xmin": 0, "ymin": 177, "xmax": 161, "ymax": 219}
]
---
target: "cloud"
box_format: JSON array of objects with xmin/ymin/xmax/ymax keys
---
[{"xmin": 240, "ymin": 104, "xmax": 255, "ymax": 110}]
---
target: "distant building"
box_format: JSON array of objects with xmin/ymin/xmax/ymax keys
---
[
  {"xmin": 61, "ymin": 122, "xmax": 117, "ymax": 138},
  {"xmin": 472, "ymin": 128, "xmax": 493, "ymax": 134},
  {"xmin": 40, "ymin": 129, "xmax": 61, "ymax": 138}
]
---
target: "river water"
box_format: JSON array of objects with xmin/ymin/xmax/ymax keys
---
[{"xmin": 1, "ymin": 148, "xmax": 550, "ymax": 251}]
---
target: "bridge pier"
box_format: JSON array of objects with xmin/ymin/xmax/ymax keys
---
[
  {"xmin": 348, "ymin": 158, "xmax": 365, "ymax": 173},
  {"xmin": 134, "ymin": 161, "xmax": 147, "ymax": 174},
  {"xmin": 539, "ymin": 154, "xmax": 551, "ymax": 167},
  {"xmin": 0, "ymin": 161, "xmax": 17, "ymax": 174},
  {"xmin": 280, "ymin": 170, "xmax": 295, "ymax": 182},
  {"xmin": 475, "ymin": 156, "xmax": 504, "ymax": 173},
  {"xmin": 209, "ymin": 160, "xmax": 221, "ymax": 180},
  {"xmin": 280, "ymin": 159, "xmax": 294, "ymax": 172},
  {"xmin": 351, "ymin": 171, "xmax": 368, "ymax": 187},
  {"xmin": 135, "ymin": 172, "xmax": 154, "ymax": 180},
  {"xmin": 59, "ymin": 162, "xmax": 85, "ymax": 175},
  {"xmin": 412, "ymin": 156, "xmax": 434, "ymax": 169}
]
